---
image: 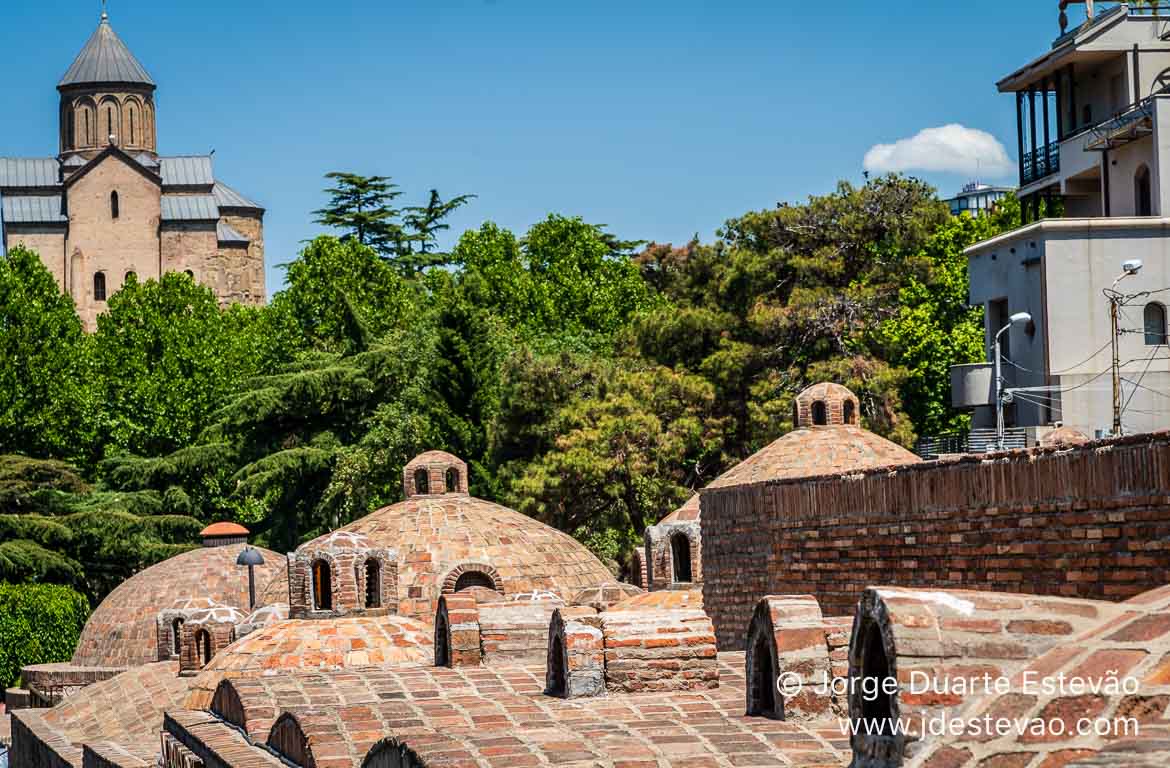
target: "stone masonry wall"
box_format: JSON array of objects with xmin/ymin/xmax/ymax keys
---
[{"xmin": 702, "ymin": 432, "xmax": 1170, "ymax": 650}]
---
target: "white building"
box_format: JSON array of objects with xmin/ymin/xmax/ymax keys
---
[{"xmin": 957, "ymin": 2, "xmax": 1170, "ymax": 440}]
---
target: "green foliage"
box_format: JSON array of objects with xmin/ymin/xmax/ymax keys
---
[
  {"xmin": 0, "ymin": 247, "xmax": 96, "ymax": 462},
  {"xmin": 400, "ymin": 189, "xmax": 476, "ymax": 273},
  {"xmin": 93, "ymin": 272, "xmax": 259, "ymax": 457},
  {"xmin": 313, "ymin": 173, "xmax": 406, "ymax": 257},
  {"xmin": 0, "ymin": 582, "xmax": 89, "ymax": 689}
]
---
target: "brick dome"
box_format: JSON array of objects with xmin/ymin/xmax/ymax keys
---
[
  {"xmin": 706, "ymin": 422, "xmax": 920, "ymax": 490},
  {"xmin": 184, "ymin": 615, "xmax": 434, "ymax": 709},
  {"xmin": 293, "ymin": 452, "xmax": 614, "ymax": 622},
  {"xmin": 71, "ymin": 542, "xmax": 285, "ymax": 669},
  {"xmin": 1040, "ymin": 425, "xmax": 1091, "ymax": 448}
]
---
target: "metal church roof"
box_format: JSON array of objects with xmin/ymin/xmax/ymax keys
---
[
  {"xmin": 59, "ymin": 14, "xmax": 154, "ymax": 88},
  {"xmin": 161, "ymin": 194, "xmax": 218, "ymax": 221},
  {"xmin": 1, "ymin": 195, "xmax": 68, "ymax": 224},
  {"xmin": 0, "ymin": 158, "xmax": 60, "ymax": 189},
  {"xmin": 212, "ymin": 182, "xmax": 263, "ymax": 211},
  {"xmin": 216, "ymin": 221, "xmax": 249, "ymax": 244},
  {"xmin": 159, "ymin": 156, "xmax": 214, "ymax": 188}
]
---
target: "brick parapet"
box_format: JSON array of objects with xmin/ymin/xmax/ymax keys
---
[{"xmin": 702, "ymin": 431, "xmax": 1170, "ymax": 648}]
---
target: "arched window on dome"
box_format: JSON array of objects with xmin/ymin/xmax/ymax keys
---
[
  {"xmin": 454, "ymin": 571, "xmax": 497, "ymax": 592},
  {"xmin": 94, "ymin": 271, "xmax": 107, "ymax": 302},
  {"xmin": 843, "ymin": 400, "xmax": 856, "ymax": 425},
  {"xmin": 171, "ymin": 617, "xmax": 184, "ymax": 657},
  {"xmin": 195, "ymin": 629, "xmax": 212, "ymax": 667},
  {"xmin": 671, "ymin": 532, "xmax": 692, "ymax": 583},
  {"xmin": 747, "ymin": 624, "xmax": 777, "ymax": 718},
  {"xmin": 445, "ymin": 467, "xmax": 459, "ymax": 493},
  {"xmin": 413, "ymin": 468, "xmax": 430, "ymax": 495},
  {"xmin": 365, "ymin": 559, "xmax": 382, "ymax": 609},
  {"xmin": 1145, "ymin": 302, "xmax": 1167, "ymax": 346},
  {"xmin": 110, "ymin": 191, "xmax": 119, "ymax": 220},
  {"xmin": 312, "ymin": 560, "xmax": 332, "ymax": 611},
  {"xmin": 811, "ymin": 400, "xmax": 828, "ymax": 426}
]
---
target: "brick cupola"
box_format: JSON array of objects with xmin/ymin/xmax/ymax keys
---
[
  {"xmin": 793, "ymin": 382, "xmax": 860, "ymax": 428},
  {"xmin": 403, "ymin": 451, "xmax": 468, "ymax": 497}
]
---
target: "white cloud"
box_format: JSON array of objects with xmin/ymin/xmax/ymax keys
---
[{"xmin": 862, "ymin": 124, "xmax": 1015, "ymax": 178}]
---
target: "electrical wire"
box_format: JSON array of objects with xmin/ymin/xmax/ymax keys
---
[{"xmin": 1120, "ymin": 344, "xmax": 1162, "ymax": 418}]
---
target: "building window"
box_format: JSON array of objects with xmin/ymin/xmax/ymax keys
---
[
  {"xmin": 195, "ymin": 629, "xmax": 212, "ymax": 667},
  {"xmin": 85, "ymin": 110, "xmax": 91, "ymax": 145},
  {"xmin": 1145, "ymin": 302, "xmax": 1168, "ymax": 346},
  {"xmin": 811, "ymin": 400, "xmax": 828, "ymax": 426},
  {"xmin": 364, "ymin": 559, "xmax": 381, "ymax": 608},
  {"xmin": 107, "ymin": 106, "xmax": 115, "ymax": 143},
  {"xmin": 1136, "ymin": 165, "xmax": 1152, "ymax": 216},
  {"xmin": 129, "ymin": 109, "xmax": 136, "ymax": 145},
  {"xmin": 94, "ymin": 271, "xmax": 107, "ymax": 301},
  {"xmin": 312, "ymin": 560, "xmax": 332, "ymax": 611},
  {"xmin": 445, "ymin": 467, "xmax": 459, "ymax": 493},
  {"xmin": 171, "ymin": 618, "xmax": 183, "ymax": 656},
  {"xmin": 671, "ymin": 532, "xmax": 692, "ymax": 582},
  {"xmin": 110, "ymin": 191, "xmax": 119, "ymax": 219},
  {"xmin": 413, "ymin": 468, "xmax": 429, "ymax": 495},
  {"xmin": 843, "ymin": 400, "xmax": 856, "ymax": 425},
  {"xmin": 1082, "ymin": 104, "xmax": 1093, "ymax": 127}
]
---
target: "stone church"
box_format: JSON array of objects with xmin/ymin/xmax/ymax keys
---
[{"xmin": 0, "ymin": 8, "xmax": 265, "ymax": 330}]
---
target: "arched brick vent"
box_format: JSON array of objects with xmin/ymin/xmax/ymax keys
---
[
  {"xmin": 433, "ymin": 594, "xmax": 480, "ymax": 667},
  {"xmin": 268, "ymin": 713, "xmax": 315, "ymax": 768},
  {"xmin": 849, "ymin": 592, "xmax": 900, "ymax": 765},
  {"xmin": 670, "ymin": 532, "xmax": 692, "ymax": 583},
  {"xmin": 312, "ymin": 559, "xmax": 332, "ymax": 611},
  {"xmin": 442, "ymin": 563, "xmax": 502, "ymax": 595},
  {"xmin": 210, "ymin": 679, "xmax": 246, "ymax": 731},
  {"xmin": 745, "ymin": 602, "xmax": 781, "ymax": 719},
  {"xmin": 362, "ymin": 738, "xmax": 427, "ymax": 768}
]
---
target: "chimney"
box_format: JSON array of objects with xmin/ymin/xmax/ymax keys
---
[{"xmin": 200, "ymin": 522, "xmax": 249, "ymax": 548}]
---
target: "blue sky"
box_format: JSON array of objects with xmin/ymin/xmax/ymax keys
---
[{"xmin": 2, "ymin": 0, "xmax": 1061, "ymax": 292}]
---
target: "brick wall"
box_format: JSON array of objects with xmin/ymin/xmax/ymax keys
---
[{"xmin": 702, "ymin": 432, "xmax": 1170, "ymax": 650}]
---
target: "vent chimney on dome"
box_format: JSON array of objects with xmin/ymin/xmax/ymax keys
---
[
  {"xmin": 793, "ymin": 383, "xmax": 861, "ymax": 428},
  {"xmin": 200, "ymin": 522, "xmax": 249, "ymax": 548},
  {"xmin": 403, "ymin": 451, "xmax": 469, "ymax": 498}
]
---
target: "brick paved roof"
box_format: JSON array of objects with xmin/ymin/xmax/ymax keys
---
[
  {"xmin": 658, "ymin": 493, "xmax": 700, "ymax": 524},
  {"xmin": 184, "ymin": 654, "xmax": 849, "ymax": 766},
  {"xmin": 72, "ymin": 543, "xmax": 286, "ymax": 668},
  {"xmin": 184, "ymin": 615, "xmax": 434, "ymax": 709},
  {"xmin": 607, "ymin": 586, "xmax": 703, "ymax": 612}
]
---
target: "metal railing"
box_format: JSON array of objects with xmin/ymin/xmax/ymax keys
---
[
  {"xmin": 915, "ymin": 428, "xmax": 1029, "ymax": 460},
  {"xmin": 1021, "ymin": 143, "xmax": 1061, "ymax": 185}
]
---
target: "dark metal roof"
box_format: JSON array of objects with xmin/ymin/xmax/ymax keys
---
[
  {"xmin": 161, "ymin": 194, "xmax": 218, "ymax": 221},
  {"xmin": 212, "ymin": 182, "xmax": 263, "ymax": 211},
  {"xmin": 0, "ymin": 158, "xmax": 60, "ymax": 189},
  {"xmin": 1, "ymin": 195, "xmax": 68, "ymax": 224},
  {"xmin": 217, "ymin": 221, "xmax": 249, "ymax": 244},
  {"xmin": 59, "ymin": 15, "xmax": 154, "ymax": 88},
  {"xmin": 159, "ymin": 156, "xmax": 213, "ymax": 188}
]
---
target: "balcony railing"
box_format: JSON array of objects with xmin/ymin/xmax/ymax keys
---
[
  {"xmin": 915, "ymin": 428, "xmax": 1029, "ymax": 460},
  {"xmin": 1021, "ymin": 142, "xmax": 1060, "ymax": 186}
]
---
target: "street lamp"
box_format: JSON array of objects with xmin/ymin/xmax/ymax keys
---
[
  {"xmin": 236, "ymin": 546, "xmax": 265, "ymax": 610},
  {"xmin": 995, "ymin": 311, "xmax": 1032, "ymax": 451},
  {"xmin": 1109, "ymin": 259, "xmax": 1143, "ymax": 436}
]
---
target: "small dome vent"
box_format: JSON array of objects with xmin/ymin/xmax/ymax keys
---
[
  {"xmin": 403, "ymin": 451, "xmax": 468, "ymax": 498},
  {"xmin": 793, "ymin": 383, "xmax": 860, "ymax": 428}
]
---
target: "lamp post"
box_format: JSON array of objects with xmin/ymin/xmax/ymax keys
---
[
  {"xmin": 236, "ymin": 546, "xmax": 265, "ymax": 610},
  {"xmin": 995, "ymin": 312, "xmax": 1033, "ymax": 451},
  {"xmin": 1109, "ymin": 259, "xmax": 1143, "ymax": 436}
]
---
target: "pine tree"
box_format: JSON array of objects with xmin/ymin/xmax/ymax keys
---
[
  {"xmin": 400, "ymin": 189, "xmax": 476, "ymax": 273},
  {"xmin": 313, "ymin": 173, "xmax": 406, "ymax": 258}
]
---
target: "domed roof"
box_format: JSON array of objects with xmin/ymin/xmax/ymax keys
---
[
  {"xmin": 200, "ymin": 521, "xmax": 249, "ymax": 537},
  {"xmin": 184, "ymin": 615, "xmax": 434, "ymax": 709},
  {"xmin": 59, "ymin": 13, "xmax": 154, "ymax": 88},
  {"xmin": 658, "ymin": 494, "xmax": 700, "ymax": 525},
  {"xmin": 297, "ymin": 452, "xmax": 613, "ymax": 620},
  {"xmin": 706, "ymin": 424, "xmax": 920, "ymax": 489},
  {"xmin": 1040, "ymin": 425, "xmax": 1091, "ymax": 448},
  {"xmin": 72, "ymin": 542, "xmax": 285, "ymax": 668}
]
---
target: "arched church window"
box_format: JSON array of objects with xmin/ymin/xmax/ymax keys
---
[
  {"xmin": 1144, "ymin": 302, "xmax": 1167, "ymax": 346},
  {"xmin": 107, "ymin": 106, "xmax": 115, "ymax": 143},
  {"xmin": 94, "ymin": 271, "xmax": 106, "ymax": 302},
  {"xmin": 110, "ymin": 191, "xmax": 119, "ymax": 219}
]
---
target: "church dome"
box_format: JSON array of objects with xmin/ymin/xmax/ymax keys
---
[
  {"xmin": 59, "ymin": 12, "xmax": 154, "ymax": 89},
  {"xmin": 71, "ymin": 542, "xmax": 285, "ymax": 669},
  {"xmin": 291, "ymin": 451, "xmax": 614, "ymax": 623}
]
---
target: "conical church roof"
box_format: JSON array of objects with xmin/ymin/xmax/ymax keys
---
[{"xmin": 59, "ymin": 12, "xmax": 154, "ymax": 88}]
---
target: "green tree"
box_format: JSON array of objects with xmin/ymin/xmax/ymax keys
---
[
  {"xmin": 0, "ymin": 583, "xmax": 89, "ymax": 689},
  {"xmin": 400, "ymin": 189, "xmax": 476, "ymax": 273},
  {"xmin": 92, "ymin": 272, "xmax": 255, "ymax": 457},
  {"xmin": 0, "ymin": 246, "xmax": 96, "ymax": 462},
  {"xmin": 313, "ymin": 172, "xmax": 406, "ymax": 257}
]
